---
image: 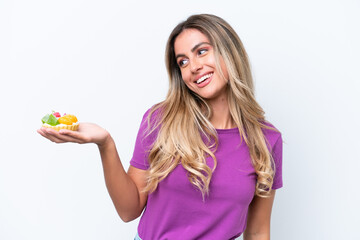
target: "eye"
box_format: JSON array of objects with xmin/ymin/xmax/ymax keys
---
[
  {"xmin": 198, "ymin": 48, "xmax": 208, "ymax": 55},
  {"xmin": 178, "ymin": 58, "xmax": 188, "ymax": 67}
]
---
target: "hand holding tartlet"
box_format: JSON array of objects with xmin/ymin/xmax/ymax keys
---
[{"xmin": 38, "ymin": 111, "xmax": 111, "ymax": 146}]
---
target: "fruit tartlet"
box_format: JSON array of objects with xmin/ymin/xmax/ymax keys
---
[{"xmin": 41, "ymin": 111, "xmax": 79, "ymax": 131}]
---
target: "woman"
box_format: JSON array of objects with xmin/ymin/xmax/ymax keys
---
[{"xmin": 38, "ymin": 14, "xmax": 283, "ymax": 240}]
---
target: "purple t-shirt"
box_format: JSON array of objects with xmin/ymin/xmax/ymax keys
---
[{"xmin": 130, "ymin": 108, "xmax": 283, "ymax": 240}]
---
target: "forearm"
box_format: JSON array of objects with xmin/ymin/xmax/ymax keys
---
[
  {"xmin": 243, "ymin": 232, "xmax": 270, "ymax": 240},
  {"xmin": 98, "ymin": 137, "xmax": 142, "ymax": 222},
  {"xmin": 243, "ymin": 222, "xmax": 270, "ymax": 240},
  {"xmin": 244, "ymin": 191, "xmax": 275, "ymax": 240}
]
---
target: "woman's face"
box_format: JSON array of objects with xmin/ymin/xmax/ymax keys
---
[{"xmin": 174, "ymin": 28, "xmax": 229, "ymax": 101}]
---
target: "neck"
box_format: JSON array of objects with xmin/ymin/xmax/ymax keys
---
[{"xmin": 207, "ymin": 94, "xmax": 235, "ymax": 130}]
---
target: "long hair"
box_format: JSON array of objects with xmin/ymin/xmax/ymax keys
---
[{"xmin": 143, "ymin": 14, "xmax": 276, "ymax": 198}]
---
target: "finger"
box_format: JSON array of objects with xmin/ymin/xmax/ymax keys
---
[
  {"xmin": 38, "ymin": 127, "xmax": 83, "ymax": 144},
  {"xmin": 38, "ymin": 129, "xmax": 67, "ymax": 143},
  {"xmin": 38, "ymin": 127, "xmax": 54, "ymax": 136},
  {"xmin": 43, "ymin": 127, "xmax": 79, "ymax": 143},
  {"xmin": 59, "ymin": 129, "xmax": 90, "ymax": 144},
  {"xmin": 59, "ymin": 128, "xmax": 80, "ymax": 136},
  {"xmin": 56, "ymin": 132, "xmax": 85, "ymax": 144},
  {"xmin": 37, "ymin": 128, "xmax": 46, "ymax": 136},
  {"xmin": 48, "ymin": 128, "xmax": 88, "ymax": 144}
]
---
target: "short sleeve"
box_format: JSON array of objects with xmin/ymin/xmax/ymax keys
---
[
  {"xmin": 271, "ymin": 134, "xmax": 283, "ymax": 189},
  {"xmin": 130, "ymin": 108, "xmax": 159, "ymax": 170}
]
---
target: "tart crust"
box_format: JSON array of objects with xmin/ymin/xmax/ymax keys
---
[{"xmin": 42, "ymin": 122, "xmax": 79, "ymax": 131}]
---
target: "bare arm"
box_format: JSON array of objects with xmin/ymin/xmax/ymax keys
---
[
  {"xmin": 243, "ymin": 190, "xmax": 276, "ymax": 240},
  {"xmin": 98, "ymin": 137, "xmax": 148, "ymax": 222},
  {"xmin": 37, "ymin": 123, "xmax": 148, "ymax": 222}
]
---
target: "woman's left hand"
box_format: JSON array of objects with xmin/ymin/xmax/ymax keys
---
[{"xmin": 37, "ymin": 122, "xmax": 111, "ymax": 146}]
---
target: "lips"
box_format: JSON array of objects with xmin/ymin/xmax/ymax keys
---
[
  {"xmin": 195, "ymin": 73, "xmax": 213, "ymax": 84},
  {"xmin": 193, "ymin": 73, "xmax": 213, "ymax": 88}
]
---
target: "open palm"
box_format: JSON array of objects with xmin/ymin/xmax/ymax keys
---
[{"xmin": 37, "ymin": 123, "xmax": 110, "ymax": 146}]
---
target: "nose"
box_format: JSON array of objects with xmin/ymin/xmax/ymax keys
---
[{"xmin": 190, "ymin": 58, "xmax": 202, "ymax": 73}]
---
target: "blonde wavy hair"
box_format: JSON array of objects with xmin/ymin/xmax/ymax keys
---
[{"xmin": 143, "ymin": 14, "xmax": 276, "ymax": 198}]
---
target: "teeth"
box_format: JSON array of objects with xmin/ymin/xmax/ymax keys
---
[{"xmin": 196, "ymin": 73, "xmax": 213, "ymax": 84}]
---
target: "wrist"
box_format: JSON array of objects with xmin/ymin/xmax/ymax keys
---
[{"xmin": 97, "ymin": 132, "xmax": 113, "ymax": 149}]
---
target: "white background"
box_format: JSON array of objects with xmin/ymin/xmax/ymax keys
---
[{"xmin": 1, "ymin": 0, "xmax": 359, "ymax": 239}]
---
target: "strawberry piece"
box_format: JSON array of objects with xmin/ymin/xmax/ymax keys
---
[{"xmin": 53, "ymin": 112, "xmax": 61, "ymax": 118}]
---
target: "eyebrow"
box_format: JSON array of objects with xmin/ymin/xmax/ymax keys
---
[{"xmin": 175, "ymin": 42, "xmax": 211, "ymax": 60}]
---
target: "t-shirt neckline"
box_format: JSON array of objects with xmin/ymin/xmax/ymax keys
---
[{"xmin": 215, "ymin": 127, "xmax": 239, "ymax": 134}]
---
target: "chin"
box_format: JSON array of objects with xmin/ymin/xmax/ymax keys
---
[
  {"xmin": 198, "ymin": 90, "xmax": 227, "ymax": 101},
  {"xmin": 198, "ymin": 93, "xmax": 218, "ymax": 101}
]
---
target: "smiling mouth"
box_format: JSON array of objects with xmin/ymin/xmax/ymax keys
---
[{"xmin": 196, "ymin": 73, "xmax": 213, "ymax": 84}]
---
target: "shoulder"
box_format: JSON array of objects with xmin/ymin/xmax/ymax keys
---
[
  {"xmin": 140, "ymin": 103, "xmax": 163, "ymax": 128},
  {"xmin": 137, "ymin": 103, "xmax": 164, "ymax": 141},
  {"xmin": 261, "ymin": 120, "xmax": 282, "ymax": 150}
]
